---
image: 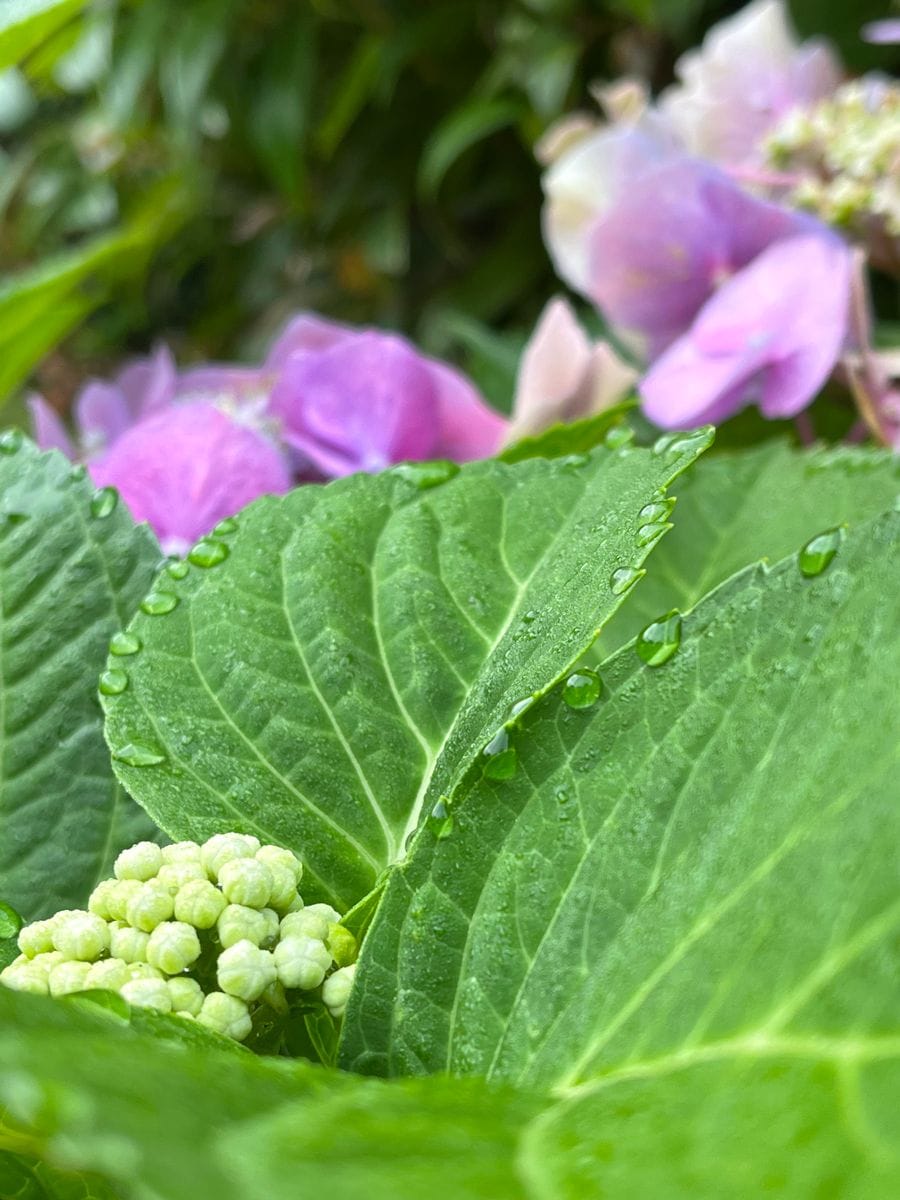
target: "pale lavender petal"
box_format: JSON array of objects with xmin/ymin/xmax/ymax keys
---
[
  {"xmin": 269, "ymin": 332, "xmax": 441, "ymax": 476},
  {"xmin": 266, "ymin": 313, "xmax": 354, "ymax": 368},
  {"xmin": 641, "ymin": 233, "xmax": 851, "ymax": 427},
  {"xmin": 589, "ymin": 160, "xmax": 813, "ymax": 350},
  {"xmin": 177, "ymin": 365, "xmax": 271, "ymax": 405},
  {"xmin": 28, "ymin": 395, "xmax": 74, "ymax": 457},
  {"xmin": 74, "ymin": 382, "xmax": 132, "ymax": 454},
  {"xmin": 115, "ymin": 344, "xmax": 177, "ymax": 420},
  {"xmin": 89, "ymin": 403, "xmax": 291, "ymax": 549},
  {"xmin": 862, "ymin": 20, "xmax": 900, "ymax": 45},
  {"xmin": 429, "ymin": 361, "xmax": 507, "ymax": 460}
]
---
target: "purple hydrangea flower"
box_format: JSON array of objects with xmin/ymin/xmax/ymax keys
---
[
  {"xmin": 265, "ymin": 315, "xmax": 507, "ymax": 476},
  {"xmin": 640, "ymin": 234, "xmax": 852, "ymax": 427},
  {"xmin": 861, "ymin": 20, "xmax": 900, "ymax": 45}
]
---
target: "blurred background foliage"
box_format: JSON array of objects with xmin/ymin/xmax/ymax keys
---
[{"xmin": 0, "ymin": 0, "xmax": 895, "ymax": 420}]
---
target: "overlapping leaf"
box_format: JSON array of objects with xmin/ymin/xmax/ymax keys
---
[
  {"xmin": 103, "ymin": 434, "xmax": 711, "ymax": 910},
  {"xmin": 340, "ymin": 505, "xmax": 900, "ymax": 1194},
  {"xmin": 0, "ymin": 439, "xmax": 161, "ymax": 919}
]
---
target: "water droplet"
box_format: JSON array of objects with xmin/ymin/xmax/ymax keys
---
[
  {"xmin": 610, "ymin": 566, "xmax": 645, "ymax": 595},
  {"xmin": 112, "ymin": 742, "xmax": 166, "ymax": 767},
  {"xmin": 394, "ymin": 459, "xmax": 461, "ymax": 490},
  {"xmin": 798, "ymin": 527, "xmax": 843, "ymax": 578},
  {"xmin": 109, "ymin": 631, "xmax": 142, "ymax": 656},
  {"xmin": 560, "ymin": 453, "xmax": 589, "ymax": 469},
  {"xmin": 428, "ymin": 797, "xmax": 455, "ymax": 839},
  {"xmin": 563, "ymin": 669, "xmax": 602, "ymax": 709},
  {"xmin": 188, "ymin": 539, "xmax": 229, "ymax": 568},
  {"xmin": 482, "ymin": 728, "xmax": 518, "ymax": 780},
  {"xmin": 0, "ymin": 429, "xmax": 23, "ymax": 455},
  {"xmin": 521, "ymin": 610, "xmax": 538, "ymax": 624},
  {"xmin": 635, "ymin": 610, "xmax": 682, "ymax": 667},
  {"xmin": 89, "ymin": 487, "xmax": 118, "ymax": 519},
  {"xmin": 652, "ymin": 426, "xmax": 714, "ymax": 458},
  {"xmin": 166, "ymin": 559, "xmax": 189, "ymax": 580},
  {"xmin": 636, "ymin": 522, "xmax": 670, "ymax": 547},
  {"xmin": 69, "ymin": 464, "xmax": 87, "ymax": 482},
  {"xmin": 507, "ymin": 697, "xmax": 533, "ymax": 723},
  {"xmin": 98, "ymin": 668, "xmax": 129, "ymax": 696},
  {"xmin": 140, "ymin": 591, "xmax": 179, "ymax": 616},
  {"xmin": 0, "ymin": 900, "xmax": 22, "ymax": 939},
  {"xmin": 213, "ymin": 517, "xmax": 239, "ymax": 536},
  {"xmin": 638, "ymin": 499, "xmax": 674, "ymax": 523},
  {"xmin": 604, "ymin": 425, "xmax": 634, "ymax": 450}
]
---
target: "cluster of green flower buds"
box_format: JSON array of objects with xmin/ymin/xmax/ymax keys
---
[
  {"xmin": 765, "ymin": 80, "xmax": 900, "ymax": 243},
  {"xmin": 1, "ymin": 833, "xmax": 358, "ymax": 1041}
]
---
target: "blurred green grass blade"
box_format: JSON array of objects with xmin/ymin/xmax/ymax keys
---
[{"xmin": 0, "ymin": 0, "xmax": 87, "ymax": 71}]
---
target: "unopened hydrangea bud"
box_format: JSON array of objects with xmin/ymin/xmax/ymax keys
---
[
  {"xmin": 49, "ymin": 960, "xmax": 92, "ymax": 995},
  {"xmin": 88, "ymin": 880, "xmax": 120, "ymax": 920},
  {"xmin": 273, "ymin": 935, "xmax": 331, "ymax": 990},
  {"xmin": 197, "ymin": 991, "xmax": 252, "ymax": 1041},
  {"xmin": 30, "ymin": 951, "xmax": 64, "ymax": 978},
  {"xmin": 280, "ymin": 908, "xmax": 332, "ymax": 942},
  {"xmin": 167, "ymin": 976, "xmax": 204, "ymax": 1015},
  {"xmin": 114, "ymin": 840, "xmax": 163, "ymax": 881},
  {"xmin": 306, "ymin": 903, "xmax": 342, "ymax": 925},
  {"xmin": 52, "ymin": 911, "xmax": 110, "ymax": 961},
  {"xmin": 217, "ymin": 904, "xmax": 270, "ymax": 949},
  {"xmin": 174, "ymin": 879, "xmax": 227, "ymax": 929},
  {"xmin": 126, "ymin": 881, "xmax": 174, "ymax": 932},
  {"xmin": 156, "ymin": 862, "xmax": 207, "ymax": 896},
  {"xmin": 161, "ymin": 841, "xmax": 202, "ymax": 865},
  {"xmin": 123, "ymin": 962, "xmax": 164, "ymax": 983},
  {"xmin": 256, "ymin": 845, "xmax": 302, "ymax": 884},
  {"xmin": 322, "ymin": 963, "xmax": 357, "ymax": 1019},
  {"xmin": 217, "ymin": 858, "xmax": 272, "ymax": 909},
  {"xmin": 0, "ymin": 959, "xmax": 50, "ymax": 995},
  {"xmin": 146, "ymin": 921, "xmax": 201, "ymax": 975},
  {"xmin": 17, "ymin": 918, "xmax": 57, "ymax": 958},
  {"xmin": 109, "ymin": 924, "xmax": 150, "ymax": 963},
  {"xmin": 201, "ymin": 833, "xmax": 260, "ymax": 880},
  {"xmin": 217, "ymin": 939, "xmax": 277, "ymax": 1002},
  {"xmin": 121, "ymin": 977, "xmax": 172, "ymax": 1013},
  {"xmin": 326, "ymin": 924, "xmax": 357, "ymax": 968},
  {"xmin": 265, "ymin": 863, "xmax": 300, "ymax": 913},
  {"xmin": 85, "ymin": 958, "xmax": 131, "ymax": 991},
  {"xmin": 105, "ymin": 879, "xmax": 143, "ymax": 922}
]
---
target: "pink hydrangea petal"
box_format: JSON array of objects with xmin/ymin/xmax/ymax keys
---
[
  {"xmin": 429, "ymin": 361, "xmax": 507, "ymax": 460},
  {"xmin": 115, "ymin": 344, "xmax": 177, "ymax": 421},
  {"xmin": 89, "ymin": 403, "xmax": 291, "ymax": 549},
  {"xmin": 861, "ymin": 20, "xmax": 900, "ymax": 45},
  {"xmin": 266, "ymin": 313, "xmax": 354, "ymax": 369},
  {"xmin": 641, "ymin": 233, "xmax": 851, "ymax": 427},
  {"xmin": 74, "ymin": 382, "xmax": 132, "ymax": 453},
  {"xmin": 177, "ymin": 365, "xmax": 271, "ymax": 405},
  {"xmin": 588, "ymin": 160, "xmax": 813, "ymax": 351},
  {"xmin": 28, "ymin": 395, "xmax": 75, "ymax": 457},
  {"xmin": 269, "ymin": 332, "xmax": 442, "ymax": 476}
]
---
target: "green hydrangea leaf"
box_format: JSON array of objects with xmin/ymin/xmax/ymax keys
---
[
  {"xmin": 102, "ymin": 435, "xmax": 711, "ymax": 910},
  {"xmin": 0, "ymin": 0, "xmax": 86, "ymax": 72},
  {"xmin": 340, "ymin": 507, "xmax": 900, "ymax": 1197},
  {"xmin": 0, "ymin": 439, "xmax": 161, "ymax": 919}
]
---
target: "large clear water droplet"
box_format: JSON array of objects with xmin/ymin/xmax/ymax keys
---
[
  {"xmin": 636, "ymin": 610, "xmax": 682, "ymax": 667},
  {"xmin": 213, "ymin": 517, "xmax": 239, "ymax": 537},
  {"xmin": 393, "ymin": 460, "xmax": 461, "ymax": 490},
  {"xmin": 428, "ymin": 797, "xmax": 454, "ymax": 839},
  {"xmin": 0, "ymin": 429, "xmax": 24, "ymax": 455},
  {"xmin": 188, "ymin": 539, "xmax": 229, "ymax": 568},
  {"xmin": 563, "ymin": 669, "xmax": 602, "ymax": 709},
  {"xmin": 610, "ymin": 566, "xmax": 645, "ymax": 595},
  {"xmin": 140, "ymin": 591, "xmax": 179, "ymax": 615},
  {"xmin": 166, "ymin": 559, "xmax": 189, "ymax": 580},
  {"xmin": 90, "ymin": 487, "xmax": 118, "ymax": 519},
  {"xmin": 798, "ymin": 527, "xmax": 843, "ymax": 578},
  {"xmin": 0, "ymin": 900, "xmax": 22, "ymax": 939},
  {"xmin": 507, "ymin": 697, "xmax": 533, "ymax": 723},
  {"xmin": 482, "ymin": 728, "xmax": 518, "ymax": 780},
  {"xmin": 636, "ymin": 521, "xmax": 670, "ymax": 547},
  {"xmin": 112, "ymin": 742, "xmax": 166, "ymax": 767},
  {"xmin": 604, "ymin": 425, "xmax": 634, "ymax": 450},
  {"xmin": 99, "ymin": 668, "xmax": 129, "ymax": 696},
  {"xmin": 638, "ymin": 499, "xmax": 673, "ymax": 523},
  {"xmin": 109, "ymin": 631, "xmax": 142, "ymax": 656},
  {"xmin": 652, "ymin": 426, "xmax": 714, "ymax": 458},
  {"xmin": 69, "ymin": 464, "xmax": 87, "ymax": 482}
]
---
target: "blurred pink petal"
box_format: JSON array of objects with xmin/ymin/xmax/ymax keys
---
[
  {"xmin": 74, "ymin": 382, "xmax": 132, "ymax": 455},
  {"xmin": 509, "ymin": 297, "xmax": 635, "ymax": 439},
  {"xmin": 115, "ymin": 344, "xmax": 177, "ymax": 420},
  {"xmin": 641, "ymin": 233, "xmax": 851, "ymax": 427},
  {"xmin": 659, "ymin": 0, "xmax": 842, "ymax": 166},
  {"xmin": 89, "ymin": 403, "xmax": 291, "ymax": 554},
  {"xmin": 862, "ymin": 20, "xmax": 900, "ymax": 45},
  {"xmin": 429, "ymin": 361, "xmax": 507, "ymax": 460},
  {"xmin": 266, "ymin": 313, "xmax": 353, "ymax": 368},
  {"xmin": 27, "ymin": 395, "xmax": 74, "ymax": 457}
]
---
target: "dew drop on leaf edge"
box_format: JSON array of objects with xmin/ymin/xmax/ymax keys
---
[
  {"xmin": 798, "ymin": 527, "xmax": 843, "ymax": 578},
  {"xmin": 112, "ymin": 742, "xmax": 166, "ymax": 767},
  {"xmin": 109, "ymin": 631, "xmax": 142, "ymax": 656},
  {"xmin": 213, "ymin": 517, "xmax": 239, "ymax": 536},
  {"xmin": 482, "ymin": 728, "xmax": 518, "ymax": 780},
  {"xmin": 166, "ymin": 559, "xmax": 189, "ymax": 580},
  {"xmin": 392, "ymin": 460, "xmax": 460, "ymax": 490},
  {"xmin": 563, "ymin": 669, "xmax": 602, "ymax": 710},
  {"xmin": 140, "ymin": 591, "xmax": 179, "ymax": 615},
  {"xmin": 610, "ymin": 566, "xmax": 645, "ymax": 595},
  {"xmin": 0, "ymin": 901, "xmax": 22, "ymax": 939},
  {"xmin": 604, "ymin": 425, "xmax": 634, "ymax": 450},
  {"xmin": 188, "ymin": 539, "xmax": 229, "ymax": 568},
  {"xmin": 99, "ymin": 668, "xmax": 129, "ymax": 696},
  {"xmin": 0, "ymin": 429, "xmax": 24, "ymax": 455},
  {"xmin": 89, "ymin": 487, "xmax": 118, "ymax": 519},
  {"xmin": 635, "ymin": 611, "xmax": 683, "ymax": 667}
]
